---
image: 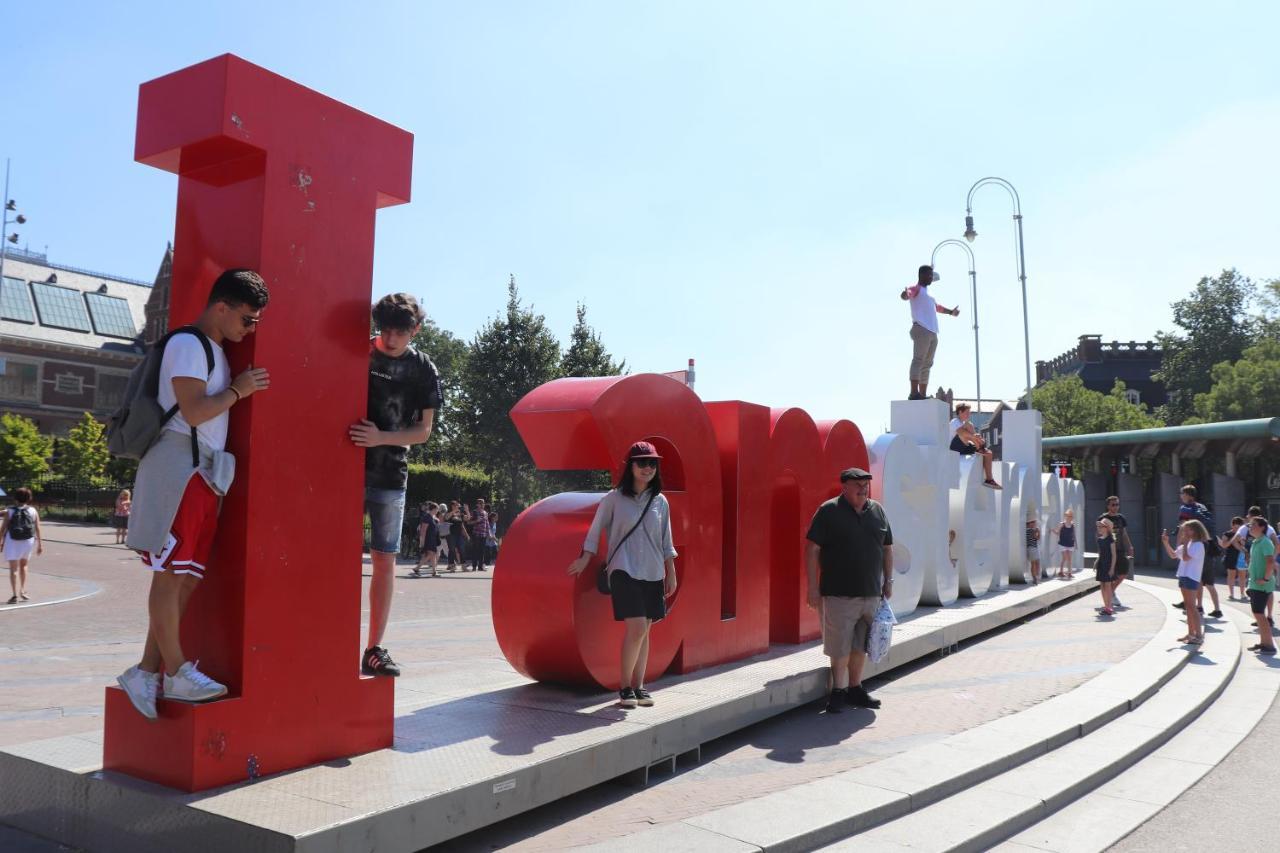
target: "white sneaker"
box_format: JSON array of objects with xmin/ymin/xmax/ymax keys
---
[
  {"xmin": 164, "ymin": 661, "xmax": 227, "ymax": 703},
  {"xmin": 117, "ymin": 665, "xmax": 160, "ymax": 720}
]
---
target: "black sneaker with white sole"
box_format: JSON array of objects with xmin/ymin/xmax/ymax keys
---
[
  {"xmin": 361, "ymin": 646, "xmax": 401, "ymax": 677},
  {"xmin": 618, "ymin": 687, "xmax": 637, "ymax": 709},
  {"xmin": 634, "ymin": 688, "xmax": 654, "ymax": 707}
]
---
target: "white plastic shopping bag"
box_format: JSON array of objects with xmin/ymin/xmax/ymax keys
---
[{"xmin": 868, "ymin": 598, "xmax": 897, "ymax": 664}]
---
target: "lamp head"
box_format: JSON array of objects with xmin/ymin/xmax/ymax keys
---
[
  {"xmin": 6, "ymin": 233, "xmax": 18, "ymax": 244},
  {"xmin": 4, "ymin": 200, "xmax": 15, "ymax": 211},
  {"xmin": 15, "ymin": 214, "xmax": 26, "ymax": 225},
  {"xmin": 963, "ymin": 215, "xmax": 977, "ymax": 243}
]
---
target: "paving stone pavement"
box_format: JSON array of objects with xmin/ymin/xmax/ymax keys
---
[
  {"xmin": 8, "ymin": 523, "xmax": 1244, "ymax": 853},
  {"xmin": 432, "ymin": 581, "xmax": 1165, "ymax": 851}
]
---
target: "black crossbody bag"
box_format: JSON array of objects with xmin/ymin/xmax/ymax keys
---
[{"xmin": 596, "ymin": 490, "xmax": 658, "ymax": 595}]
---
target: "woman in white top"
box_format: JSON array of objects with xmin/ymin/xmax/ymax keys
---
[
  {"xmin": 567, "ymin": 441, "xmax": 678, "ymax": 709},
  {"xmin": 1, "ymin": 487, "xmax": 43, "ymax": 604},
  {"xmin": 1161, "ymin": 519, "xmax": 1209, "ymax": 646}
]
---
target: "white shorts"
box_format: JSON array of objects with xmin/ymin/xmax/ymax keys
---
[
  {"xmin": 1060, "ymin": 547, "xmax": 1075, "ymax": 555},
  {"xmin": 3, "ymin": 537, "xmax": 35, "ymax": 562}
]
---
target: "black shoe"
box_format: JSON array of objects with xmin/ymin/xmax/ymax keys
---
[
  {"xmin": 847, "ymin": 684, "xmax": 882, "ymax": 709},
  {"xmin": 1173, "ymin": 601, "xmax": 1185, "ymax": 609},
  {"xmin": 1197, "ymin": 606, "xmax": 1204, "ymax": 614},
  {"xmin": 361, "ymin": 646, "xmax": 401, "ymax": 677},
  {"xmin": 824, "ymin": 688, "xmax": 846, "ymax": 713},
  {"xmin": 1209, "ymin": 610, "xmax": 1223, "ymax": 618},
  {"xmin": 634, "ymin": 688, "xmax": 654, "ymax": 707},
  {"xmin": 618, "ymin": 687, "xmax": 637, "ymax": 709}
]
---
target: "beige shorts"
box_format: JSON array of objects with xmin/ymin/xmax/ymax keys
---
[{"xmin": 822, "ymin": 595, "xmax": 880, "ymax": 658}]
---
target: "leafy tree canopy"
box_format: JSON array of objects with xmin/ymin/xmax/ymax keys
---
[
  {"xmin": 1031, "ymin": 375, "xmax": 1163, "ymax": 438},
  {"xmin": 0, "ymin": 413, "xmax": 54, "ymax": 485}
]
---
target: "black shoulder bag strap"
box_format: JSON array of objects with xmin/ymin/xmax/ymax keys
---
[{"xmin": 598, "ymin": 490, "xmax": 658, "ymax": 594}]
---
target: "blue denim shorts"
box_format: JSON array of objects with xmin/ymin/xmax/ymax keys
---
[
  {"xmin": 365, "ymin": 487, "xmax": 406, "ymax": 554},
  {"xmin": 1178, "ymin": 576, "xmax": 1201, "ymax": 591}
]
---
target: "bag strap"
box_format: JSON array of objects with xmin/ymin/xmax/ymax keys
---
[
  {"xmin": 163, "ymin": 326, "xmax": 217, "ymax": 468},
  {"xmin": 602, "ymin": 490, "xmax": 659, "ymax": 573}
]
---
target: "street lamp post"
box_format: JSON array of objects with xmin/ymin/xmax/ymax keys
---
[
  {"xmin": 931, "ymin": 238, "xmax": 981, "ymax": 410},
  {"xmin": 0, "ymin": 159, "xmax": 28, "ymax": 287},
  {"xmin": 964, "ymin": 176, "xmax": 1030, "ymax": 402}
]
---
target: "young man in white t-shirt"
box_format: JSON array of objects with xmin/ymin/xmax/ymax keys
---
[
  {"xmin": 116, "ymin": 269, "xmax": 271, "ymax": 720},
  {"xmin": 900, "ymin": 265, "xmax": 961, "ymax": 401}
]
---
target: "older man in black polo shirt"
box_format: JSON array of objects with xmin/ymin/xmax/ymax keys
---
[{"xmin": 806, "ymin": 467, "xmax": 894, "ymax": 713}]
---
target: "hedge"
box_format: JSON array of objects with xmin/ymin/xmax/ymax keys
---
[{"xmin": 405, "ymin": 462, "xmax": 491, "ymax": 508}]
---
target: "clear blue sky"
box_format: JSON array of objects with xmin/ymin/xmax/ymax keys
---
[{"xmin": 6, "ymin": 1, "xmax": 1278, "ymax": 432}]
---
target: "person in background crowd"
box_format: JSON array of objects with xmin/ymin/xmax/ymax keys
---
[
  {"xmin": 1, "ymin": 486, "xmax": 43, "ymax": 604},
  {"xmin": 437, "ymin": 505, "xmax": 453, "ymax": 570},
  {"xmin": 1052, "ymin": 509, "xmax": 1076, "ymax": 579},
  {"xmin": 1026, "ymin": 517, "xmax": 1042, "ymax": 584},
  {"xmin": 1162, "ymin": 519, "xmax": 1209, "ymax": 647},
  {"xmin": 1231, "ymin": 507, "xmax": 1279, "ymax": 628},
  {"xmin": 567, "ymin": 441, "xmax": 677, "ymax": 709},
  {"xmin": 486, "ymin": 512, "xmax": 500, "ymax": 565},
  {"xmin": 1099, "ymin": 496, "xmax": 1135, "ymax": 609},
  {"xmin": 1220, "ymin": 516, "xmax": 1247, "ymax": 601},
  {"xmin": 350, "ymin": 292, "xmax": 443, "ymax": 678},
  {"xmin": 447, "ymin": 500, "xmax": 469, "ymax": 571},
  {"xmin": 113, "ymin": 489, "xmax": 132, "ymax": 545},
  {"xmin": 1172, "ymin": 484, "xmax": 1216, "ymax": 613},
  {"xmin": 412, "ymin": 501, "xmax": 440, "ymax": 578},
  {"xmin": 1094, "ymin": 517, "xmax": 1116, "ymax": 616},
  {"xmin": 805, "ymin": 467, "xmax": 894, "ymax": 714},
  {"xmin": 900, "ymin": 265, "xmax": 961, "ymax": 401},
  {"xmin": 469, "ymin": 498, "xmax": 490, "ymax": 571},
  {"xmin": 1244, "ymin": 516, "xmax": 1276, "ymax": 655}
]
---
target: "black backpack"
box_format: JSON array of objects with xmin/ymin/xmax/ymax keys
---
[
  {"xmin": 106, "ymin": 326, "xmax": 215, "ymax": 467},
  {"xmin": 7, "ymin": 507, "xmax": 34, "ymax": 541}
]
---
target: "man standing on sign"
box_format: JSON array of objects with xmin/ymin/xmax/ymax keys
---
[
  {"xmin": 900, "ymin": 264, "xmax": 961, "ymax": 401},
  {"xmin": 805, "ymin": 467, "xmax": 894, "ymax": 714},
  {"xmin": 350, "ymin": 293, "xmax": 442, "ymax": 678}
]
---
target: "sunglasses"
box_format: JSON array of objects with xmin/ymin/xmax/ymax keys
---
[
  {"xmin": 240, "ymin": 312, "xmax": 261, "ymax": 328},
  {"xmin": 631, "ymin": 458, "xmax": 659, "ymax": 469}
]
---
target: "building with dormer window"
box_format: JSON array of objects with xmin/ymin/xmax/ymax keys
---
[{"xmin": 0, "ymin": 244, "xmax": 171, "ymax": 435}]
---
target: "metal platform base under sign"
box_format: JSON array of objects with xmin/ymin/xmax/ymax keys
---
[{"xmin": 0, "ymin": 578, "xmax": 1094, "ymax": 853}]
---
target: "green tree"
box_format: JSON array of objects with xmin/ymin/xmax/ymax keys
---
[
  {"xmin": 0, "ymin": 413, "xmax": 54, "ymax": 485},
  {"xmin": 1193, "ymin": 338, "xmax": 1280, "ymax": 422},
  {"xmin": 459, "ymin": 276, "xmax": 563, "ymax": 516},
  {"xmin": 57, "ymin": 412, "xmax": 111, "ymax": 481},
  {"xmin": 408, "ymin": 317, "xmax": 471, "ymax": 464},
  {"xmin": 1153, "ymin": 269, "xmax": 1257, "ymax": 424},
  {"xmin": 561, "ymin": 303, "xmax": 626, "ymax": 378},
  {"xmin": 1031, "ymin": 375, "xmax": 1163, "ymax": 439}
]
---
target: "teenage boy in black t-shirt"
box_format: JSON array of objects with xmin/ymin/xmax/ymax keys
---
[{"xmin": 349, "ymin": 293, "xmax": 443, "ymax": 677}]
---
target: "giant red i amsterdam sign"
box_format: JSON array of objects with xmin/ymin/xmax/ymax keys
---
[
  {"xmin": 103, "ymin": 55, "xmax": 1080, "ymax": 791},
  {"xmin": 103, "ymin": 55, "xmax": 412, "ymax": 792},
  {"xmin": 493, "ymin": 382, "xmax": 1078, "ymax": 690}
]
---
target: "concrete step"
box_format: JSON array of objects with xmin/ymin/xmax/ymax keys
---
[
  {"xmin": 815, "ymin": 584, "xmax": 1241, "ymax": 852},
  {"xmin": 993, "ymin": 606, "xmax": 1280, "ymax": 853},
  {"xmin": 597, "ymin": 581, "xmax": 1237, "ymax": 853}
]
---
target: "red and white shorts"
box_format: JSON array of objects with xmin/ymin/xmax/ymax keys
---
[{"xmin": 139, "ymin": 475, "xmax": 219, "ymax": 579}]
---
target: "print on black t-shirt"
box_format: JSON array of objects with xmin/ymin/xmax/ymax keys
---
[{"xmin": 365, "ymin": 341, "xmax": 443, "ymax": 491}]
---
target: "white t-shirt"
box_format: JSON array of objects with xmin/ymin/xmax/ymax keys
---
[
  {"xmin": 158, "ymin": 332, "xmax": 231, "ymax": 452},
  {"xmin": 949, "ymin": 417, "xmax": 965, "ymax": 438},
  {"xmin": 1175, "ymin": 541, "xmax": 1205, "ymax": 583},
  {"xmin": 909, "ymin": 285, "xmax": 939, "ymax": 333}
]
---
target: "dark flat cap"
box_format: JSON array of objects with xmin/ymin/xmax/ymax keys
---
[{"xmin": 840, "ymin": 467, "xmax": 872, "ymax": 482}]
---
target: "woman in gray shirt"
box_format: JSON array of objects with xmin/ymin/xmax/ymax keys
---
[{"xmin": 568, "ymin": 441, "xmax": 678, "ymax": 709}]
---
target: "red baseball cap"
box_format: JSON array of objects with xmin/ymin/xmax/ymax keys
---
[{"xmin": 626, "ymin": 441, "xmax": 662, "ymax": 460}]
